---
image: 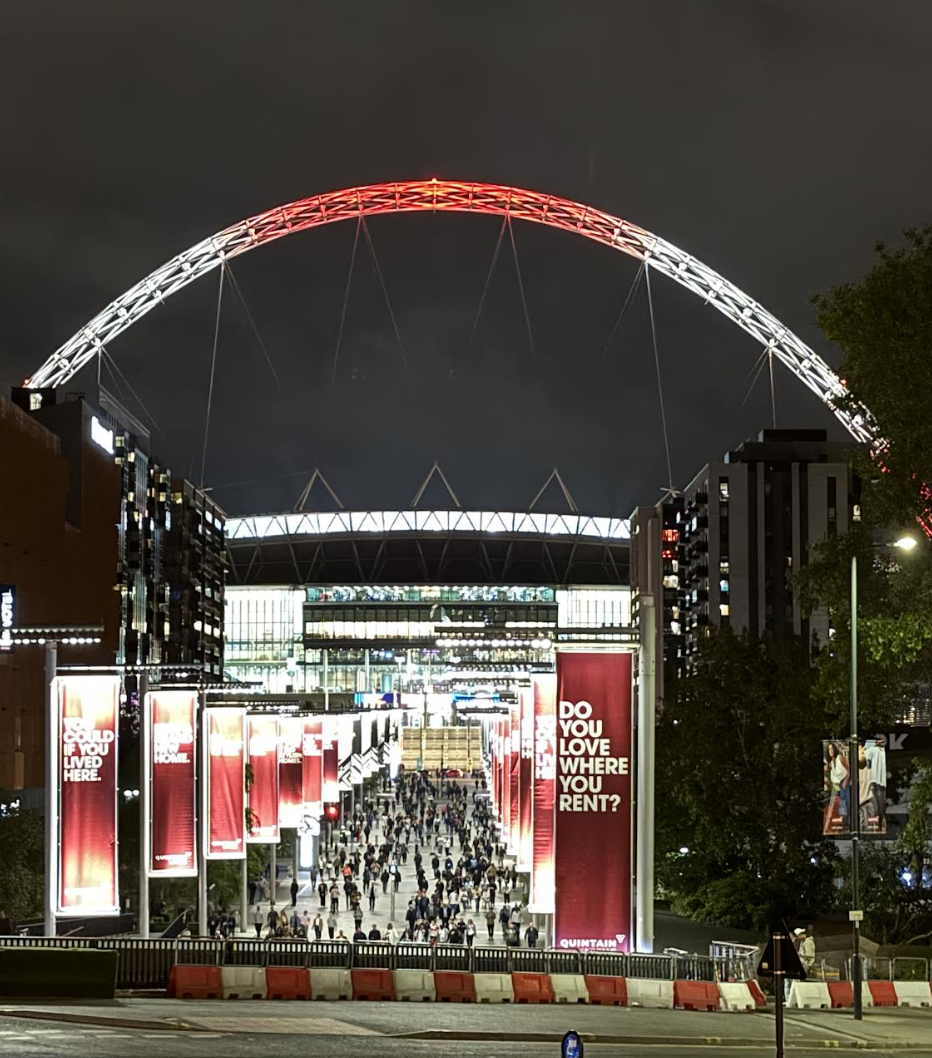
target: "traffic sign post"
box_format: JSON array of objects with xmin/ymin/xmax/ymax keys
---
[
  {"xmin": 758, "ymin": 929, "xmax": 807, "ymax": 1058},
  {"xmin": 561, "ymin": 1030, "xmax": 583, "ymax": 1058}
]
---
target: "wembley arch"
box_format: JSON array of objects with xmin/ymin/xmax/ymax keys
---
[{"xmin": 24, "ymin": 178, "xmax": 878, "ymax": 451}]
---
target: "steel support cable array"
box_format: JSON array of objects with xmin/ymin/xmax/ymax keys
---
[{"xmin": 24, "ymin": 179, "xmax": 877, "ymax": 454}]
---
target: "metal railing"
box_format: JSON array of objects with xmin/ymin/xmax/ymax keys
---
[{"xmin": 0, "ymin": 937, "xmax": 732, "ymax": 989}]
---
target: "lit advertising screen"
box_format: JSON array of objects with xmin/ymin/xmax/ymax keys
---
[
  {"xmin": 205, "ymin": 708, "xmax": 246, "ymax": 860},
  {"xmin": 147, "ymin": 691, "xmax": 197, "ymax": 877},
  {"xmin": 530, "ymin": 673, "xmax": 556, "ymax": 913},
  {"xmin": 278, "ymin": 716, "xmax": 303, "ymax": 828},
  {"xmin": 554, "ymin": 651, "xmax": 632, "ymax": 952},
  {"xmin": 247, "ymin": 714, "xmax": 280, "ymax": 843},
  {"xmin": 57, "ymin": 675, "xmax": 120, "ymax": 915}
]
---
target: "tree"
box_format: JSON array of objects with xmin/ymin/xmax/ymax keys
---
[
  {"xmin": 812, "ymin": 225, "xmax": 932, "ymax": 526},
  {"xmin": 656, "ymin": 630, "xmax": 839, "ymax": 931},
  {"xmin": 0, "ymin": 796, "xmax": 44, "ymax": 922}
]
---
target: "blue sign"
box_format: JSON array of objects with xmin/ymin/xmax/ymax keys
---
[{"xmin": 561, "ymin": 1030, "xmax": 583, "ymax": 1058}]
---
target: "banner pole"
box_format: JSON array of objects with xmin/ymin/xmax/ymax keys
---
[
  {"xmin": 43, "ymin": 640, "xmax": 58, "ymax": 938},
  {"xmin": 636, "ymin": 589, "xmax": 657, "ymax": 953},
  {"xmin": 198, "ymin": 688, "xmax": 208, "ymax": 937},
  {"xmin": 240, "ymin": 857, "xmax": 248, "ymax": 936},
  {"xmin": 138, "ymin": 673, "xmax": 150, "ymax": 938}
]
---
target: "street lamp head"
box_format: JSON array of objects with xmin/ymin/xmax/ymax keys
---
[{"xmin": 894, "ymin": 535, "xmax": 918, "ymax": 552}]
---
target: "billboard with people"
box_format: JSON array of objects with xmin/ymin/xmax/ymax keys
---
[{"xmin": 822, "ymin": 737, "xmax": 887, "ymax": 836}]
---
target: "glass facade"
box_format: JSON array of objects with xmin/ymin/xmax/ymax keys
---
[{"xmin": 225, "ymin": 583, "xmax": 630, "ymax": 699}]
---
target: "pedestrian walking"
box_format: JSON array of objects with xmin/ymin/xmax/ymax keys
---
[
  {"xmin": 290, "ymin": 876, "xmax": 299, "ymax": 907},
  {"xmin": 251, "ymin": 904, "xmax": 264, "ymax": 939},
  {"xmin": 313, "ymin": 913, "xmax": 324, "ymax": 940},
  {"xmin": 327, "ymin": 911, "xmax": 337, "ymax": 939}
]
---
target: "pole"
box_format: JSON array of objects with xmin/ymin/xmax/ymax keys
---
[
  {"xmin": 636, "ymin": 588, "xmax": 657, "ymax": 954},
  {"xmin": 44, "ymin": 640, "xmax": 58, "ymax": 938},
  {"xmin": 270, "ymin": 841, "xmax": 277, "ymax": 907},
  {"xmin": 774, "ymin": 928, "xmax": 785, "ymax": 1058},
  {"xmin": 138, "ymin": 672, "xmax": 150, "ymax": 938},
  {"xmin": 850, "ymin": 553, "xmax": 862, "ymax": 1020},
  {"xmin": 323, "ymin": 648, "xmax": 329, "ymax": 712},
  {"xmin": 240, "ymin": 857, "xmax": 248, "ymax": 935},
  {"xmin": 197, "ymin": 687, "xmax": 208, "ymax": 937}
]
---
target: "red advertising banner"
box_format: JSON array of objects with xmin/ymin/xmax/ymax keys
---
[
  {"xmin": 302, "ymin": 718, "xmax": 322, "ymax": 807},
  {"xmin": 554, "ymin": 651, "xmax": 632, "ymax": 952},
  {"xmin": 322, "ymin": 716, "xmax": 339, "ymax": 803},
  {"xmin": 57, "ymin": 675, "xmax": 120, "ymax": 915},
  {"xmin": 509, "ymin": 701, "xmax": 520, "ymax": 853},
  {"xmin": 517, "ymin": 686, "xmax": 534, "ymax": 872},
  {"xmin": 247, "ymin": 715, "xmax": 280, "ymax": 843},
  {"xmin": 530, "ymin": 674, "xmax": 556, "ymax": 913},
  {"xmin": 278, "ymin": 717, "xmax": 303, "ymax": 828},
  {"xmin": 205, "ymin": 708, "xmax": 246, "ymax": 860},
  {"xmin": 501, "ymin": 715, "xmax": 511, "ymax": 841},
  {"xmin": 148, "ymin": 691, "xmax": 197, "ymax": 877}
]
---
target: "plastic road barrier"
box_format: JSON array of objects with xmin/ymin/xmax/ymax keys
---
[
  {"xmin": 550, "ymin": 974, "xmax": 590, "ymax": 1004},
  {"xmin": 674, "ymin": 980, "xmax": 720, "ymax": 1012},
  {"xmin": 718, "ymin": 982, "xmax": 757, "ymax": 1011},
  {"xmin": 787, "ymin": 981, "xmax": 831, "ymax": 1009},
  {"xmin": 474, "ymin": 973, "xmax": 514, "ymax": 1003},
  {"xmin": 827, "ymin": 981, "xmax": 873, "ymax": 1009},
  {"xmin": 512, "ymin": 972, "xmax": 555, "ymax": 1004},
  {"xmin": 584, "ymin": 975, "xmax": 628, "ymax": 1006},
  {"xmin": 266, "ymin": 966, "xmax": 311, "ymax": 1000},
  {"xmin": 867, "ymin": 980, "xmax": 898, "ymax": 1007},
  {"xmin": 221, "ymin": 966, "xmax": 266, "ymax": 1000},
  {"xmin": 352, "ymin": 968, "xmax": 396, "ymax": 1001},
  {"xmin": 625, "ymin": 978, "xmax": 673, "ymax": 1009},
  {"xmin": 310, "ymin": 968, "xmax": 353, "ymax": 1000},
  {"xmin": 435, "ymin": 971, "xmax": 477, "ymax": 1003},
  {"xmin": 893, "ymin": 982, "xmax": 932, "ymax": 1008},
  {"xmin": 393, "ymin": 969, "xmax": 436, "ymax": 1001},
  {"xmin": 170, "ymin": 965, "xmax": 223, "ymax": 999}
]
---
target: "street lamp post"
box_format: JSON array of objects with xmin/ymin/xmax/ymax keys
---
[
  {"xmin": 849, "ymin": 533, "xmax": 917, "ymax": 1020},
  {"xmin": 849, "ymin": 552, "xmax": 862, "ymax": 1020}
]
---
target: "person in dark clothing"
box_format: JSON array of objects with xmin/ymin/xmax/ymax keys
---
[
  {"xmin": 290, "ymin": 877, "xmax": 299, "ymax": 907},
  {"xmin": 525, "ymin": 924, "xmax": 539, "ymax": 948},
  {"xmin": 353, "ymin": 927, "xmax": 367, "ymax": 942},
  {"xmin": 368, "ymin": 924, "xmax": 382, "ymax": 940}
]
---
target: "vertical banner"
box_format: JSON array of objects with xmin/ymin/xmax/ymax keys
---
[
  {"xmin": 554, "ymin": 651, "xmax": 632, "ymax": 952},
  {"xmin": 278, "ymin": 716, "xmax": 303, "ymax": 828},
  {"xmin": 205, "ymin": 707, "xmax": 246, "ymax": 860},
  {"xmin": 518, "ymin": 685, "xmax": 534, "ymax": 872},
  {"xmin": 247, "ymin": 715, "xmax": 280, "ymax": 843},
  {"xmin": 303, "ymin": 718, "xmax": 322, "ymax": 809},
  {"xmin": 509, "ymin": 700, "xmax": 520, "ymax": 853},
  {"xmin": 57, "ymin": 675, "xmax": 120, "ymax": 915},
  {"xmin": 322, "ymin": 716, "xmax": 339, "ymax": 802},
  {"xmin": 502, "ymin": 714, "xmax": 511, "ymax": 842},
  {"xmin": 360, "ymin": 715, "xmax": 372, "ymax": 777},
  {"xmin": 147, "ymin": 690, "xmax": 197, "ymax": 877},
  {"xmin": 338, "ymin": 713, "xmax": 355, "ymax": 791},
  {"xmin": 530, "ymin": 673, "xmax": 556, "ymax": 913}
]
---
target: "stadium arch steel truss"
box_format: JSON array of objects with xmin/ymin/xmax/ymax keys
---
[{"xmin": 25, "ymin": 180, "xmax": 877, "ymax": 450}]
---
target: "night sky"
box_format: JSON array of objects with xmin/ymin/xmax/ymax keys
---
[{"xmin": 3, "ymin": 2, "xmax": 931, "ymax": 518}]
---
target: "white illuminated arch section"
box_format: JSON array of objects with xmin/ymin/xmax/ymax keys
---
[{"xmin": 24, "ymin": 179, "xmax": 877, "ymax": 449}]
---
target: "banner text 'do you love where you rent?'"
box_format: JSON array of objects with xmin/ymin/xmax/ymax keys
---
[{"xmin": 554, "ymin": 651, "xmax": 632, "ymax": 952}]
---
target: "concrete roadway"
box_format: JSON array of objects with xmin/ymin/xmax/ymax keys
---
[{"xmin": 4, "ymin": 1000, "xmax": 932, "ymax": 1056}]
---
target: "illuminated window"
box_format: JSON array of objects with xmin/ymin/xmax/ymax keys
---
[
  {"xmin": 719, "ymin": 604, "xmax": 730, "ymax": 616},
  {"xmin": 29, "ymin": 393, "xmax": 42, "ymax": 411}
]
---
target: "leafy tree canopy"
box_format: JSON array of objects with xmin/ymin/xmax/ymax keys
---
[{"xmin": 656, "ymin": 629, "xmax": 839, "ymax": 931}]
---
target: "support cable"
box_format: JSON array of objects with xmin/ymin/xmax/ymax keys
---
[
  {"xmin": 600, "ymin": 261, "xmax": 646, "ymax": 359},
  {"xmin": 225, "ymin": 262, "xmax": 280, "ymax": 387},
  {"xmin": 200, "ymin": 263, "xmax": 225, "ymax": 489},
  {"xmin": 360, "ymin": 217, "xmax": 408, "ymax": 370},
  {"xmin": 101, "ymin": 348, "xmax": 165, "ymax": 437},
  {"xmin": 740, "ymin": 346, "xmax": 770, "ymax": 411},
  {"xmin": 506, "ymin": 216, "xmax": 535, "ymax": 359},
  {"xmin": 644, "ymin": 265, "xmax": 674, "ymax": 494},
  {"xmin": 331, "ymin": 217, "xmax": 362, "ymax": 384},
  {"xmin": 469, "ymin": 216, "xmax": 508, "ymax": 349},
  {"xmin": 768, "ymin": 348, "xmax": 777, "ymax": 428}
]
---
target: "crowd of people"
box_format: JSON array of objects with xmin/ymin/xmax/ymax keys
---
[{"xmin": 239, "ymin": 769, "xmax": 539, "ymax": 947}]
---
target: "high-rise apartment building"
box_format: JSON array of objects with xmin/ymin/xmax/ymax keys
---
[{"xmin": 631, "ymin": 429, "xmax": 860, "ymax": 693}]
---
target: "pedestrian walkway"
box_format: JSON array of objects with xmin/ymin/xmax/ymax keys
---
[{"xmin": 253, "ymin": 776, "xmax": 532, "ymax": 947}]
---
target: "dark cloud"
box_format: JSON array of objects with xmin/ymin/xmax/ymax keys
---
[{"xmin": 2, "ymin": 0, "xmax": 930, "ymax": 516}]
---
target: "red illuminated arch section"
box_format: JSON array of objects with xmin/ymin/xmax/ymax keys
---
[{"xmin": 25, "ymin": 179, "xmax": 877, "ymax": 452}]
